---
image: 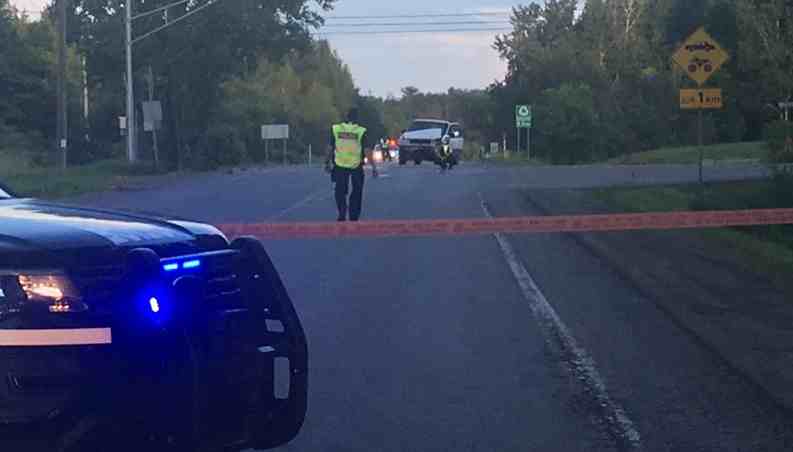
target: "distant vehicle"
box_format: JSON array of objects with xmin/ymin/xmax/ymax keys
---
[
  {"xmin": 376, "ymin": 138, "xmax": 392, "ymax": 162},
  {"xmin": 387, "ymin": 137, "xmax": 399, "ymax": 160},
  {"xmin": 398, "ymin": 119, "xmax": 464, "ymax": 165},
  {"xmin": 0, "ymin": 184, "xmax": 307, "ymax": 451}
]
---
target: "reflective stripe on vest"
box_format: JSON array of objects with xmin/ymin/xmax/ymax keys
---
[{"xmin": 333, "ymin": 123, "xmax": 366, "ymax": 169}]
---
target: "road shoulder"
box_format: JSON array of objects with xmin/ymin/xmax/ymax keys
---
[{"xmin": 523, "ymin": 188, "xmax": 793, "ymax": 412}]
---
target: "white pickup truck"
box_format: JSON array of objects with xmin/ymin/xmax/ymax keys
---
[{"xmin": 397, "ymin": 119, "xmax": 464, "ymax": 165}]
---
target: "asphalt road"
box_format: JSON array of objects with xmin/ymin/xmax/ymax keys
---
[{"xmin": 76, "ymin": 161, "xmax": 793, "ymax": 452}]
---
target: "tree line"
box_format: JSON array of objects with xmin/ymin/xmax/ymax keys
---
[
  {"xmin": 368, "ymin": 0, "xmax": 793, "ymax": 164},
  {"xmin": 1, "ymin": 0, "xmax": 364, "ymax": 170},
  {"xmin": 2, "ymin": 0, "xmax": 791, "ymax": 170}
]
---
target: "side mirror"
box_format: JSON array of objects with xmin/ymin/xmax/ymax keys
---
[{"xmin": 441, "ymin": 135, "xmax": 451, "ymax": 145}]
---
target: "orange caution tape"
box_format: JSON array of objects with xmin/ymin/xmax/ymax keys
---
[
  {"xmin": 0, "ymin": 328, "xmax": 112, "ymax": 347},
  {"xmin": 217, "ymin": 208, "xmax": 793, "ymax": 240}
]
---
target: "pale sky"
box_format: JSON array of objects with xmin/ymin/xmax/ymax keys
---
[{"xmin": 11, "ymin": 0, "xmax": 519, "ymax": 97}]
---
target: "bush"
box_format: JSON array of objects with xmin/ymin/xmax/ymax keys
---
[
  {"xmin": 0, "ymin": 121, "xmax": 46, "ymax": 169},
  {"xmin": 462, "ymin": 141, "xmax": 482, "ymax": 160},
  {"xmin": 764, "ymin": 120, "xmax": 793, "ymax": 163},
  {"xmin": 535, "ymin": 83, "xmax": 597, "ymax": 164},
  {"xmin": 204, "ymin": 125, "xmax": 247, "ymax": 169}
]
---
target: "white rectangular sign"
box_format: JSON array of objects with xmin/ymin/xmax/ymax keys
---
[{"xmin": 261, "ymin": 124, "xmax": 290, "ymax": 140}]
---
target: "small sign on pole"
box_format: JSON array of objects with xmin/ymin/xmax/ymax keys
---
[
  {"xmin": 672, "ymin": 27, "xmax": 730, "ymax": 187},
  {"xmin": 516, "ymin": 105, "xmax": 533, "ymax": 158},
  {"xmin": 516, "ymin": 105, "xmax": 532, "ymax": 128},
  {"xmin": 680, "ymin": 88, "xmax": 723, "ymax": 110},
  {"xmin": 672, "ymin": 27, "xmax": 729, "ymax": 86},
  {"xmin": 261, "ymin": 124, "xmax": 290, "ymax": 140},
  {"xmin": 142, "ymin": 101, "xmax": 163, "ymax": 132},
  {"xmin": 261, "ymin": 124, "xmax": 289, "ymax": 164}
]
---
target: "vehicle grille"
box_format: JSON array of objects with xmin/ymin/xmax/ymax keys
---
[
  {"xmin": 410, "ymin": 139, "xmax": 432, "ymax": 145},
  {"xmin": 72, "ymin": 250, "xmax": 243, "ymax": 309},
  {"xmin": 200, "ymin": 251, "xmax": 243, "ymax": 307},
  {"xmin": 71, "ymin": 264, "xmax": 125, "ymax": 305}
]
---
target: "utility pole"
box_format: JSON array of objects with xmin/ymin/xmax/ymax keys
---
[
  {"xmin": 124, "ymin": 0, "xmax": 221, "ymax": 165},
  {"xmin": 516, "ymin": 126, "xmax": 520, "ymax": 157},
  {"xmin": 56, "ymin": 0, "xmax": 68, "ymax": 168},
  {"xmin": 82, "ymin": 56, "xmax": 89, "ymax": 121},
  {"xmin": 125, "ymin": 0, "xmax": 135, "ymax": 163},
  {"xmin": 146, "ymin": 66, "xmax": 160, "ymax": 169},
  {"xmin": 527, "ymin": 126, "xmax": 531, "ymax": 161},
  {"xmin": 698, "ymin": 109, "xmax": 704, "ymax": 185}
]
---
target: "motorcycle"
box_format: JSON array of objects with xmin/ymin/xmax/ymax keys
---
[{"xmin": 436, "ymin": 135, "xmax": 457, "ymax": 171}]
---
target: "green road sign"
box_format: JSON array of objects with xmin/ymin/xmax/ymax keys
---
[{"xmin": 516, "ymin": 105, "xmax": 532, "ymax": 128}]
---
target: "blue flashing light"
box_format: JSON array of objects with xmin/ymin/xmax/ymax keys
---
[
  {"xmin": 149, "ymin": 297, "xmax": 161, "ymax": 313},
  {"xmin": 163, "ymin": 263, "xmax": 179, "ymax": 272},
  {"xmin": 182, "ymin": 259, "xmax": 201, "ymax": 269}
]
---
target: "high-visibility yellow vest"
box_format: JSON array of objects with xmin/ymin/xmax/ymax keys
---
[{"xmin": 333, "ymin": 122, "xmax": 367, "ymax": 169}]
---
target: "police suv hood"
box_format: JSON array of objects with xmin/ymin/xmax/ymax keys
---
[
  {"xmin": 402, "ymin": 128, "xmax": 446, "ymax": 140},
  {"xmin": 0, "ymin": 198, "xmax": 222, "ymax": 253}
]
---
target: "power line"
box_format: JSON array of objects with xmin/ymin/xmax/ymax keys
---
[
  {"xmin": 324, "ymin": 11, "xmax": 511, "ymax": 20},
  {"xmin": 316, "ymin": 27, "xmax": 512, "ymax": 36},
  {"xmin": 323, "ymin": 20, "xmax": 510, "ymax": 28}
]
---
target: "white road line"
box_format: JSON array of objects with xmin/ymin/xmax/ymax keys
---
[
  {"xmin": 268, "ymin": 188, "xmax": 332, "ymax": 220},
  {"xmin": 479, "ymin": 194, "xmax": 642, "ymax": 450}
]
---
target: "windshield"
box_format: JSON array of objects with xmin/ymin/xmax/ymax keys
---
[
  {"xmin": 407, "ymin": 121, "xmax": 448, "ymax": 133},
  {"xmin": 3, "ymin": 0, "xmax": 793, "ymax": 451}
]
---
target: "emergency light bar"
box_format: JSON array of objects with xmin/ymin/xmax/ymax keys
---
[{"xmin": 162, "ymin": 258, "xmax": 202, "ymax": 272}]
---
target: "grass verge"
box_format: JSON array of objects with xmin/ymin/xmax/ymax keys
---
[
  {"xmin": 592, "ymin": 180, "xmax": 793, "ymax": 293},
  {"xmin": 484, "ymin": 151, "xmax": 544, "ymax": 166},
  {"xmin": 610, "ymin": 141, "xmax": 766, "ymax": 165},
  {"xmin": 0, "ymin": 159, "xmax": 163, "ymax": 199}
]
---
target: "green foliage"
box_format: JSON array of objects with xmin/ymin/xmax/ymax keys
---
[
  {"xmin": 535, "ymin": 83, "xmax": 597, "ymax": 164},
  {"xmin": 1, "ymin": 158, "xmax": 161, "ymax": 198},
  {"xmin": 483, "ymin": 0, "xmax": 790, "ymax": 162},
  {"xmin": 356, "ymin": 95, "xmax": 387, "ymax": 144},
  {"xmin": 63, "ymin": 0, "xmax": 337, "ymax": 170},
  {"xmin": 208, "ymin": 40, "xmax": 355, "ymax": 168},
  {"xmin": 612, "ymin": 141, "xmax": 766, "ymax": 164},
  {"xmin": 764, "ymin": 120, "xmax": 793, "ymax": 163},
  {"xmin": 205, "ymin": 124, "xmax": 247, "ymax": 169}
]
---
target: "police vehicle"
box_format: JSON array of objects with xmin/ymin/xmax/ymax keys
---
[{"xmin": 0, "ymin": 182, "xmax": 307, "ymax": 451}]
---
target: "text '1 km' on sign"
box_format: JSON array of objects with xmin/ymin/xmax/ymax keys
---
[{"xmin": 680, "ymin": 89, "xmax": 723, "ymax": 110}]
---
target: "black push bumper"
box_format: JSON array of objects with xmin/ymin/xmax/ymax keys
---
[
  {"xmin": 0, "ymin": 238, "xmax": 308, "ymax": 451},
  {"xmin": 399, "ymin": 146, "xmax": 438, "ymax": 162}
]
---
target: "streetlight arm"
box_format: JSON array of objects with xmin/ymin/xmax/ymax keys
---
[
  {"xmin": 132, "ymin": 0, "xmax": 220, "ymax": 45},
  {"xmin": 131, "ymin": 0, "xmax": 190, "ymax": 21}
]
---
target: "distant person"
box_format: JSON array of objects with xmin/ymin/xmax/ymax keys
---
[{"xmin": 328, "ymin": 108, "xmax": 375, "ymax": 221}]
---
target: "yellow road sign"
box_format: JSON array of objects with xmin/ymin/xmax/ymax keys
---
[
  {"xmin": 680, "ymin": 88, "xmax": 723, "ymax": 109},
  {"xmin": 672, "ymin": 27, "xmax": 729, "ymax": 85}
]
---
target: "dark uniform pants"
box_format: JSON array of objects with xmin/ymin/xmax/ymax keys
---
[{"xmin": 334, "ymin": 166, "xmax": 365, "ymax": 221}]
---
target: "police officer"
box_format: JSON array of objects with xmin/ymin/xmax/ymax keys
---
[{"xmin": 329, "ymin": 108, "xmax": 373, "ymax": 222}]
